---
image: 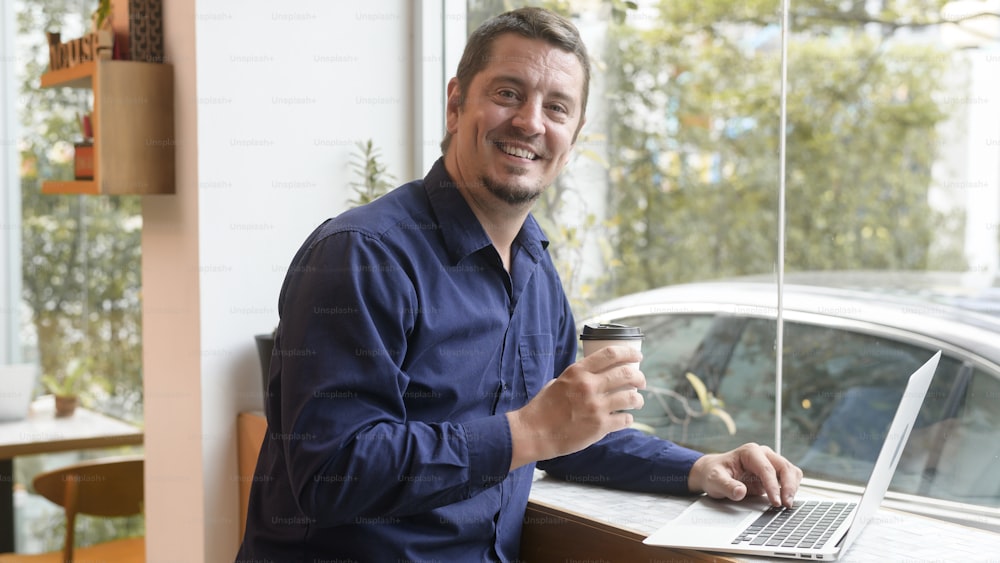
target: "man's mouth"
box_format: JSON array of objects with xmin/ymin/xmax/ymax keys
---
[{"xmin": 494, "ymin": 141, "xmax": 539, "ymax": 161}]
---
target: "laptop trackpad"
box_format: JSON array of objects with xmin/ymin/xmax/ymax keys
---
[{"xmin": 672, "ymin": 496, "xmax": 773, "ymax": 530}]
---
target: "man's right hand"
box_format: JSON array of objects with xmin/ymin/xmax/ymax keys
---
[{"xmin": 506, "ymin": 345, "xmax": 646, "ymax": 471}]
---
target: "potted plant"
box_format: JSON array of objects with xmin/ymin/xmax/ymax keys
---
[{"xmin": 41, "ymin": 357, "xmax": 92, "ymax": 417}]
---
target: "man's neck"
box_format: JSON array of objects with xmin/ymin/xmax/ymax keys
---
[
  {"xmin": 443, "ymin": 159, "xmax": 531, "ymax": 272},
  {"xmin": 470, "ymin": 201, "xmax": 526, "ymax": 273}
]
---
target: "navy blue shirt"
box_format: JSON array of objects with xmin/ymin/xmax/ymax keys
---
[{"xmin": 237, "ymin": 159, "xmax": 702, "ymax": 562}]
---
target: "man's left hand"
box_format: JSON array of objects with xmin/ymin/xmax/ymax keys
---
[{"xmin": 687, "ymin": 443, "xmax": 803, "ymax": 508}]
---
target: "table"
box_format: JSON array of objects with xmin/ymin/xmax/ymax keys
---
[
  {"xmin": 0, "ymin": 395, "xmax": 144, "ymax": 552},
  {"xmin": 522, "ymin": 472, "xmax": 1000, "ymax": 562}
]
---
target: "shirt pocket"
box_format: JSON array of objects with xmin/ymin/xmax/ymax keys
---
[{"xmin": 518, "ymin": 333, "xmax": 555, "ymax": 406}]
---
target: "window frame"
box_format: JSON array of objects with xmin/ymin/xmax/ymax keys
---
[{"xmin": 0, "ymin": 0, "xmax": 23, "ymax": 364}]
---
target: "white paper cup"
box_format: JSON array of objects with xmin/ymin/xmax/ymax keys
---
[
  {"xmin": 580, "ymin": 323, "xmax": 644, "ymax": 365},
  {"xmin": 581, "ymin": 323, "xmax": 644, "ymax": 411}
]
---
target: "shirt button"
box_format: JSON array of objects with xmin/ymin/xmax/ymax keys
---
[{"xmin": 501, "ymin": 383, "xmax": 510, "ymax": 392}]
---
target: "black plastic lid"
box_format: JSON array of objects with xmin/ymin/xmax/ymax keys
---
[{"xmin": 579, "ymin": 322, "xmax": 644, "ymax": 340}]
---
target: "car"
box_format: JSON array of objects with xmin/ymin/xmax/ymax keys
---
[{"xmin": 580, "ymin": 271, "xmax": 1000, "ymax": 532}]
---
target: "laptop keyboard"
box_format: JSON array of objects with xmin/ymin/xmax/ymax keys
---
[{"xmin": 731, "ymin": 500, "xmax": 856, "ymax": 550}]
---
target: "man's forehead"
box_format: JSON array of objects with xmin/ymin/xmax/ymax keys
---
[
  {"xmin": 483, "ymin": 34, "xmax": 582, "ymax": 69},
  {"xmin": 478, "ymin": 35, "xmax": 585, "ymax": 92}
]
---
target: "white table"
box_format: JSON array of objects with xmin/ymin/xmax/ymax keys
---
[
  {"xmin": 0, "ymin": 396, "xmax": 143, "ymax": 552},
  {"xmin": 521, "ymin": 471, "xmax": 1000, "ymax": 562}
]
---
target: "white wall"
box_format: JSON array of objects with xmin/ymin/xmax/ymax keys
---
[
  {"xmin": 146, "ymin": 1, "xmax": 418, "ymax": 560},
  {"xmin": 198, "ymin": 2, "xmax": 414, "ymax": 557}
]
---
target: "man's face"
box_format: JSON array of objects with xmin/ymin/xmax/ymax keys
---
[{"xmin": 444, "ymin": 33, "xmax": 586, "ymax": 208}]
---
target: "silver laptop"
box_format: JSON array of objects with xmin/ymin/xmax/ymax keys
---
[
  {"xmin": 0, "ymin": 364, "xmax": 39, "ymax": 421},
  {"xmin": 643, "ymin": 350, "xmax": 941, "ymax": 561}
]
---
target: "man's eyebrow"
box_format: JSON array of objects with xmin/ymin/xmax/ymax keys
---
[{"xmin": 487, "ymin": 74, "xmax": 580, "ymax": 107}]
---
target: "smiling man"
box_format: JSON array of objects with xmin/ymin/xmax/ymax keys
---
[{"xmin": 237, "ymin": 7, "xmax": 801, "ymax": 562}]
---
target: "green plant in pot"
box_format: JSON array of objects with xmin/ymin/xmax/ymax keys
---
[{"xmin": 41, "ymin": 357, "xmax": 92, "ymax": 417}]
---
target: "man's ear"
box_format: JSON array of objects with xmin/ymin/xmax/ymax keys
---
[{"xmin": 445, "ymin": 77, "xmax": 462, "ymax": 134}]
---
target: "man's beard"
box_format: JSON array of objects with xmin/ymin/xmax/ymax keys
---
[{"xmin": 481, "ymin": 173, "xmax": 542, "ymax": 206}]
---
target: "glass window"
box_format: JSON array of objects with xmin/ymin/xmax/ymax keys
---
[
  {"xmin": 15, "ymin": 2, "xmax": 144, "ymax": 418},
  {"xmin": 920, "ymin": 366, "xmax": 1000, "ymax": 506},
  {"xmin": 9, "ymin": 0, "xmax": 145, "ymax": 553},
  {"xmin": 466, "ymin": 0, "xmax": 1000, "ymax": 523}
]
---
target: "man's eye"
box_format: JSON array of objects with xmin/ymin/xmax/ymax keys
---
[
  {"xmin": 498, "ymin": 89, "xmax": 518, "ymax": 99},
  {"xmin": 548, "ymin": 104, "xmax": 568, "ymax": 114}
]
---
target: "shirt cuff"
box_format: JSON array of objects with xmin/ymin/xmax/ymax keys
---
[
  {"xmin": 652, "ymin": 442, "xmax": 704, "ymax": 494},
  {"xmin": 461, "ymin": 414, "xmax": 512, "ymax": 493}
]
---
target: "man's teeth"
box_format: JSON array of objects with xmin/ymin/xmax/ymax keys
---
[{"xmin": 498, "ymin": 143, "xmax": 537, "ymax": 160}]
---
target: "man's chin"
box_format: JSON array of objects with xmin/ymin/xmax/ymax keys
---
[{"xmin": 482, "ymin": 175, "xmax": 544, "ymax": 206}]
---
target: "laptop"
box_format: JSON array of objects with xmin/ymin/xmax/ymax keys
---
[
  {"xmin": 0, "ymin": 364, "xmax": 39, "ymax": 422},
  {"xmin": 643, "ymin": 350, "xmax": 941, "ymax": 561}
]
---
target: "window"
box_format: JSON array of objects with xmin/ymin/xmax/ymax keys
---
[
  {"xmin": 467, "ymin": 0, "xmax": 1000, "ymax": 527},
  {"xmin": 8, "ymin": 0, "xmax": 145, "ymax": 552}
]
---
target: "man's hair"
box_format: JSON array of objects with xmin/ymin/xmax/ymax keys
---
[{"xmin": 440, "ymin": 7, "xmax": 590, "ymax": 154}]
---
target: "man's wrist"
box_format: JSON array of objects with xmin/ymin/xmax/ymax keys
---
[
  {"xmin": 687, "ymin": 452, "xmax": 710, "ymax": 493},
  {"xmin": 507, "ymin": 410, "xmax": 534, "ymax": 471}
]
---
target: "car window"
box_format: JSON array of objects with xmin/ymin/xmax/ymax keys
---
[
  {"xmin": 919, "ymin": 366, "xmax": 1000, "ymax": 508},
  {"xmin": 618, "ymin": 313, "xmax": 717, "ymax": 444},
  {"xmin": 614, "ymin": 313, "xmax": 715, "ymax": 383},
  {"xmin": 618, "ymin": 310, "xmax": 1000, "ymax": 510}
]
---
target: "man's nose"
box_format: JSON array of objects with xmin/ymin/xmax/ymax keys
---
[{"xmin": 512, "ymin": 99, "xmax": 545, "ymax": 136}]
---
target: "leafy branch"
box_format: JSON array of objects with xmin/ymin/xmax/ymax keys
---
[
  {"xmin": 347, "ymin": 139, "xmax": 396, "ymax": 207},
  {"xmin": 633, "ymin": 372, "xmax": 736, "ymax": 439}
]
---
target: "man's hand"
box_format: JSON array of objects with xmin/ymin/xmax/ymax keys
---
[
  {"xmin": 506, "ymin": 345, "xmax": 645, "ymax": 471},
  {"xmin": 688, "ymin": 443, "xmax": 803, "ymax": 508}
]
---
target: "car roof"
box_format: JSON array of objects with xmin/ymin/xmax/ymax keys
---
[{"xmin": 585, "ymin": 274, "xmax": 1000, "ymax": 367}]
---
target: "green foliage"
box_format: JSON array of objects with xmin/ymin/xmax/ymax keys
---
[
  {"xmin": 41, "ymin": 356, "xmax": 92, "ymax": 397},
  {"xmin": 20, "ymin": 178, "xmax": 144, "ymax": 418},
  {"xmin": 93, "ymin": 0, "xmax": 111, "ymax": 29},
  {"xmin": 347, "ymin": 139, "xmax": 396, "ymax": 208},
  {"xmin": 30, "ymin": 510, "xmax": 144, "ymax": 552},
  {"xmin": 604, "ymin": 1, "xmax": 963, "ymax": 296},
  {"xmin": 18, "ymin": 0, "xmax": 143, "ymax": 421}
]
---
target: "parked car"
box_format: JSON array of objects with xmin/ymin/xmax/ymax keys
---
[{"xmin": 581, "ymin": 272, "xmax": 1000, "ymax": 531}]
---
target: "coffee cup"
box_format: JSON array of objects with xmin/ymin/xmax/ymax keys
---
[{"xmin": 579, "ymin": 323, "xmax": 644, "ymax": 365}]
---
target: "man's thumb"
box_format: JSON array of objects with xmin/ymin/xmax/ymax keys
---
[{"xmin": 728, "ymin": 481, "xmax": 748, "ymax": 501}]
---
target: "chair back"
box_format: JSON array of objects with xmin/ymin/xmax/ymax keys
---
[{"xmin": 32, "ymin": 456, "xmax": 144, "ymax": 562}]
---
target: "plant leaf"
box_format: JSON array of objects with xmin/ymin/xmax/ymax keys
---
[
  {"xmin": 685, "ymin": 372, "xmax": 711, "ymax": 412},
  {"xmin": 711, "ymin": 408, "xmax": 737, "ymax": 435}
]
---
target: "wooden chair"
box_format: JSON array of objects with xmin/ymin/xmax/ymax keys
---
[
  {"xmin": 237, "ymin": 412, "xmax": 267, "ymax": 540},
  {"xmin": 0, "ymin": 456, "xmax": 144, "ymax": 562}
]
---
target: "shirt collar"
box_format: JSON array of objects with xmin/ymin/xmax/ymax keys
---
[{"xmin": 423, "ymin": 158, "xmax": 549, "ymax": 265}]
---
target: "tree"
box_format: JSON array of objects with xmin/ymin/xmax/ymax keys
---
[
  {"xmin": 17, "ymin": 0, "xmax": 143, "ymax": 421},
  {"xmin": 604, "ymin": 0, "xmax": 969, "ymax": 295},
  {"xmin": 465, "ymin": 0, "xmax": 990, "ymax": 305}
]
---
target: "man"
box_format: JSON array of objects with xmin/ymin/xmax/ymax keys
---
[{"xmin": 237, "ymin": 7, "xmax": 801, "ymax": 562}]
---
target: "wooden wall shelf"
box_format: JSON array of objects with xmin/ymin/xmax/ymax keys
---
[{"xmin": 39, "ymin": 60, "xmax": 175, "ymax": 195}]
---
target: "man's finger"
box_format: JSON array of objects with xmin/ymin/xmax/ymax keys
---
[
  {"xmin": 765, "ymin": 449, "xmax": 802, "ymax": 507},
  {"xmin": 738, "ymin": 445, "xmax": 782, "ymax": 506},
  {"xmin": 729, "ymin": 481, "xmax": 748, "ymax": 502},
  {"xmin": 580, "ymin": 344, "xmax": 642, "ymax": 371},
  {"xmin": 606, "ymin": 386, "xmax": 644, "ymax": 413}
]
